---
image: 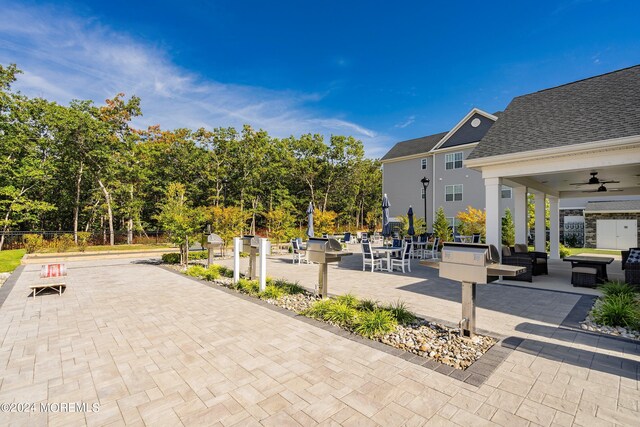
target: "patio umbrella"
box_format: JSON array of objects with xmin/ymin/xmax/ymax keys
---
[
  {"xmin": 382, "ymin": 194, "xmax": 391, "ymax": 237},
  {"xmin": 407, "ymin": 206, "xmax": 415, "ymax": 236},
  {"xmin": 306, "ymin": 202, "xmax": 314, "ymax": 238}
]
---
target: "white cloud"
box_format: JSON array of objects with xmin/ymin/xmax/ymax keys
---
[
  {"xmin": 394, "ymin": 115, "xmax": 416, "ymax": 129},
  {"xmin": 0, "ymin": 3, "xmax": 389, "ymax": 157}
]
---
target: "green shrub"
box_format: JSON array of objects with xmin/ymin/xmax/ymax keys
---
[
  {"xmin": 304, "ymin": 299, "xmax": 335, "ymax": 319},
  {"xmin": 559, "ymin": 244, "xmax": 570, "ymax": 259},
  {"xmin": 201, "ymin": 266, "xmax": 221, "ymax": 281},
  {"xmin": 358, "ymin": 298, "xmax": 379, "ymax": 312},
  {"xmin": 235, "ymin": 278, "xmax": 260, "ymax": 295},
  {"xmin": 384, "ymin": 300, "xmax": 416, "ymax": 325},
  {"xmin": 218, "ymin": 266, "xmax": 234, "ymax": 278},
  {"xmin": 23, "ymin": 234, "xmax": 44, "ymax": 254},
  {"xmin": 77, "ymin": 232, "xmax": 91, "ymax": 252},
  {"xmin": 272, "ymin": 279, "xmax": 305, "ymax": 295},
  {"xmin": 189, "ymin": 251, "xmax": 208, "ymax": 260},
  {"xmin": 335, "ymin": 293, "xmax": 359, "ymax": 308},
  {"xmin": 260, "ymin": 285, "xmax": 285, "ymax": 300},
  {"xmin": 53, "ymin": 234, "xmax": 74, "ymax": 252},
  {"xmin": 599, "ymin": 281, "xmax": 639, "ymax": 299},
  {"xmin": 186, "ymin": 265, "xmax": 207, "ymax": 277},
  {"xmin": 324, "ymin": 302, "xmax": 358, "ymax": 326},
  {"xmin": 162, "ymin": 253, "xmax": 181, "ymax": 264},
  {"xmin": 354, "ymin": 309, "xmax": 398, "ymax": 338},
  {"xmin": 592, "ymin": 294, "xmax": 640, "ymax": 329}
]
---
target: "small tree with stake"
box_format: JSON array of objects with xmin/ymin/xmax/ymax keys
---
[
  {"xmin": 155, "ymin": 183, "xmax": 204, "ymax": 267},
  {"xmin": 433, "ymin": 206, "xmax": 452, "ymax": 243}
]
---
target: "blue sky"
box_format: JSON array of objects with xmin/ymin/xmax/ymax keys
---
[{"xmin": 1, "ymin": 1, "xmax": 639, "ymax": 157}]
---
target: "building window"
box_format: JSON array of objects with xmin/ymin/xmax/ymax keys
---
[
  {"xmin": 445, "ymin": 185, "xmax": 463, "ymax": 202},
  {"xmin": 421, "ymin": 158, "xmax": 427, "ymax": 170},
  {"xmin": 501, "ymin": 186, "xmax": 512, "ymax": 199},
  {"xmin": 447, "ymin": 217, "xmax": 459, "ymax": 233},
  {"xmin": 445, "ymin": 152, "xmax": 463, "ymax": 170},
  {"xmin": 421, "ymin": 187, "xmax": 426, "ymax": 199}
]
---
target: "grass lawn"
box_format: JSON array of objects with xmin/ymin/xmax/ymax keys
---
[
  {"xmin": 566, "ymin": 247, "xmax": 621, "ymax": 256},
  {"xmin": 33, "ymin": 244, "xmax": 174, "ymax": 253},
  {"xmin": 0, "ymin": 249, "xmax": 25, "ymax": 273}
]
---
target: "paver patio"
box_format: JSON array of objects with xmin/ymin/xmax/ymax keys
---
[{"xmin": 0, "ymin": 255, "xmax": 638, "ymax": 426}]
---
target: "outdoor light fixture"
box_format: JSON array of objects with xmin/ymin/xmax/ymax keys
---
[{"xmin": 420, "ymin": 177, "xmax": 430, "ymax": 232}]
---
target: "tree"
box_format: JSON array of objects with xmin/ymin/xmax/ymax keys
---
[
  {"xmin": 456, "ymin": 206, "xmax": 486, "ymax": 237},
  {"xmin": 433, "ymin": 207, "xmax": 452, "ymax": 243},
  {"xmin": 208, "ymin": 205, "xmax": 249, "ymax": 250},
  {"xmin": 527, "ymin": 194, "xmax": 550, "ymax": 230},
  {"xmin": 398, "ymin": 215, "xmax": 426, "ymax": 238},
  {"xmin": 155, "ymin": 183, "xmax": 204, "ymax": 266},
  {"xmin": 502, "ymin": 208, "xmax": 515, "ymax": 246},
  {"xmin": 264, "ymin": 207, "xmax": 296, "ymax": 243},
  {"xmin": 314, "ymin": 210, "xmax": 337, "ymax": 236},
  {"xmin": 0, "ymin": 65, "xmax": 56, "ymax": 250}
]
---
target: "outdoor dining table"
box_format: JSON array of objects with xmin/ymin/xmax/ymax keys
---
[
  {"xmin": 563, "ymin": 255, "xmax": 615, "ymax": 283},
  {"xmin": 372, "ymin": 246, "xmax": 403, "ymax": 272}
]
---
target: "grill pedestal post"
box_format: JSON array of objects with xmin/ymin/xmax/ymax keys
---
[
  {"xmin": 317, "ymin": 263, "xmax": 328, "ymax": 298},
  {"xmin": 248, "ymin": 247, "xmax": 257, "ymax": 280},
  {"xmin": 461, "ymin": 281, "xmax": 477, "ymax": 338}
]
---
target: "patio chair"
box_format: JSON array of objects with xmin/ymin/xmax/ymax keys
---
[
  {"xmin": 392, "ymin": 238, "xmax": 402, "ymax": 248},
  {"xmin": 453, "ymin": 235, "xmax": 462, "ymax": 243},
  {"xmin": 421, "ymin": 237, "xmax": 440, "ymax": 260},
  {"xmin": 361, "ymin": 241, "xmax": 383, "ymax": 272},
  {"xmin": 622, "ymin": 248, "xmax": 640, "ymax": 286},
  {"xmin": 291, "ymin": 239, "xmax": 307, "ymax": 264},
  {"xmin": 501, "ymin": 246, "xmax": 533, "ymax": 282},
  {"xmin": 343, "ymin": 232, "xmax": 353, "ymax": 245},
  {"xmin": 390, "ymin": 240, "xmax": 412, "ymax": 273},
  {"xmin": 472, "ymin": 233, "xmax": 481, "ymax": 243},
  {"xmin": 361, "ymin": 232, "xmax": 368, "ymax": 243},
  {"xmin": 512, "ymin": 243, "xmax": 548, "ymax": 275}
]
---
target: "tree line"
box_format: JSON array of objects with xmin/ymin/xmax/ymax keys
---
[{"xmin": 0, "ymin": 64, "xmax": 382, "ymax": 250}]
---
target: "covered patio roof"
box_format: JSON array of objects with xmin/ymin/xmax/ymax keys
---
[{"xmin": 465, "ymin": 65, "xmax": 640, "ymax": 257}]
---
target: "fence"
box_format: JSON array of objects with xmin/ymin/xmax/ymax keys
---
[{"xmin": 1, "ymin": 230, "xmax": 170, "ymax": 250}]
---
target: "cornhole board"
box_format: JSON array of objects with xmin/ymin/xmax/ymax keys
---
[
  {"xmin": 40, "ymin": 263, "xmax": 67, "ymax": 278},
  {"xmin": 30, "ymin": 283, "xmax": 66, "ymax": 297}
]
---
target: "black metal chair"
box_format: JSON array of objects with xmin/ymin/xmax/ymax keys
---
[{"xmin": 622, "ymin": 248, "xmax": 640, "ymax": 286}]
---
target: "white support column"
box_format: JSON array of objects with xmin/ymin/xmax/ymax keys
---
[
  {"xmin": 534, "ymin": 192, "xmax": 546, "ymax": 253},
  {"xmin": 513, "ymin": 186, "xmax": 528, "ymax": 245},
  {"xmin": 258, "ymin": 238, "xmax": 267, "ymax": 291},
  {"xmin": 233, "ymin": 237, "xmax": 241, "ymax": 283},
  {"xmin": 485, "ymin": 177, "xmax": 502, "ymax": 253},
  {"xmin": 549, "ymin": 196, "xmax": 560, "ymax": 259}
]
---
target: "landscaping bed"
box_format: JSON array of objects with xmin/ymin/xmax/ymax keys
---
[
  {"xmin": 580, "ymin": 281, "xmax": 640, "ymax": 340},
  {"xmin": 168, "ymin": 261, "xmax": 497, "ymax": 370}
]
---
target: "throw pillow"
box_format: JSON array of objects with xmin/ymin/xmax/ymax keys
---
[{"xmin": 628, "ymin": 248, "xmax": 640, "ymax": 263}]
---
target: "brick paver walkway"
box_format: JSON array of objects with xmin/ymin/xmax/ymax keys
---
[{"xmin": 0, "ymin": 257, "xmax": 638, "ymax": 426}]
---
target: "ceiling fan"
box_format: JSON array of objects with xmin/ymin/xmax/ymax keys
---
[
  {"xmin": 581, "ymin": 184, "xmax": 623, "ymax": 193},
  {"xmin": 570, "ymin": 172, "xmax": 620, "ymax": 186}
]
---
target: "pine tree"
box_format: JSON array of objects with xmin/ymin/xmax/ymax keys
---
[
  {"xmin": 433, "ymin": 207, "xmax": 452, "ymax": 243},
  {"xmin": 502, "ymin": 208, "xmax": 515, "ymax": 246}
]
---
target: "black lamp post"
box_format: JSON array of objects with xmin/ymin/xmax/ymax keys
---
[{"xmin": 420, "ymin": 177, "xmax": 430, "ymax": 233}]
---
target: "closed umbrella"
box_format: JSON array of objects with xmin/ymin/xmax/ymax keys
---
[
  {"xmin": 306, "ymin": 202, "xmax": 314, "ymax": 238},
  {"xmin": 382, "ymin": 194, "xmax": 391, "ymax": 237},
  {"xmin": 407, "ymin": 206, "xmax": 415, "ymax": 236}
]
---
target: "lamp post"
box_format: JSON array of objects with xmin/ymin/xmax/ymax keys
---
[{"xmin": 420, "ymin": 177, "xmax": 430, "ymax": 233}]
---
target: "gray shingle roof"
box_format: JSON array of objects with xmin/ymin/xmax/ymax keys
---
[
  {"xmin": 380, "ymin": 132, "xmax": 447, "ymax": 161},
  {"xmin": 468, "ymin": 65, "xmax": 640, "ymax": 160},
  {"xmin": 585, "ymin": 200, "xmax": 640, "ymax": 212},
  {"xmin": 439, "ymin": 113, "xmax": 496, "ymax": 149}
]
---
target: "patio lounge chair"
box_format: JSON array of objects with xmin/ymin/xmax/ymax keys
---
[
  {"xmin": 291, "ymin": 239, "xmax": 307, "ymax": 264},
  {"xmin": 622, "ymin": 248, "xmax": 640, "ymax": 286},
  {"xmin": 361, "ymin": 241, "xmax": 384, "ymax": 272},
  {"xmin": 501, "ymin": 246, "xmax": 533, "ymax": 282},
  {"xmin": 390, "ymin": 240, "xmax": 412, "ymax": 273},
  {"xmin": 512, "ymin": 243, "xmax": 548, "ymax": 276}
]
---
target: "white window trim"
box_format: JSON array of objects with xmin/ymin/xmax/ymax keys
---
[
  {"xmin": 501, "ymin": 186, "xmax": 512, "ymax": 199},
  {"xmin": 445, "ymin": 152, "xmax": 463, "ymax": 170},
  {"xmin": 445, "ymin": 184, "xmax": 463, "ymax": 202}
]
